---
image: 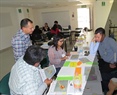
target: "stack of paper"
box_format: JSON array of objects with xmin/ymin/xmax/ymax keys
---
[
  {"xmin": 69, "ymin": 54, "xmax": 79, "ymax": 60},
  {"xmin": 39, "ymin": 65, "xmax": 56, "ymax": 81},
  {"xmin": 63, "ymin": 61, "xmax": 82, "ymax": 67},
  {"xmin": 79, "ymin": 57, "xmax": 90, "ymax": 63},
  {"xmin": 57, "ymin": 67, "xmax": 75, "ymax": 80}
]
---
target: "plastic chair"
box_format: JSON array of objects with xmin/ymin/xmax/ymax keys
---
[{"xmin": 0, "ymin": 72, "xmax": 10, "ymax": 95}]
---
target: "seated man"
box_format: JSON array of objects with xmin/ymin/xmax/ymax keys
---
[
  {"xmin": 107, "ymin": 78, "xmax": 117, "ymax": 95},
  {"xmin": 9, "ymin": 45, "xmax": 52, "ymax": 95}
]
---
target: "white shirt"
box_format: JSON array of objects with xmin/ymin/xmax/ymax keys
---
[{"xmin": 9, "ymin": 56, "xmax": 47, "ymax": 95}]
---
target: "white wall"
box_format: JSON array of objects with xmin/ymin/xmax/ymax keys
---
[
  {"xmin": 108, "ymin": 1, "xmax": 117, "ymax": 26},
  {"xmin": 33, "ymin": 5, "xmax": 93, "ymax": 30},
  {"xmin": 0, "ymin": 7, "xmax": 19, "ymax": 50},
  {"xmin": 0, "ymin": 6, "xmax": 35, "ymax": 80},
  {"xmin": 93, "ymin": 0, "xmax": 114, "ymax": 36},
  {"xmin": 33, "ymin": 6, "xmax": 78, "ymax": 30},
  {"xmin": 16, "ymin": 7, "xmax": 34, "ymax": 24},
  {"xmin": 0, "ymin": 7, "xmax": 35, "ymax": 50}
]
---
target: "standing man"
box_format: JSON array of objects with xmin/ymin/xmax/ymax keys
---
[
  {"xmin": 92, "ymin": 27, "xmax": 117, "ymax": 73},
  {"xmin": 90, "ymin": 27, "xmax": 117, "ymax": 91},
  {"xmin": 12, "ymin": 18, "xmax": 34, "ymax": 61}
]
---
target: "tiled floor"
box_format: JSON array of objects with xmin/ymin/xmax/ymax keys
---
[{"xmin": 0, "ymin": 31, "xmax": 94, "ymax": 80}]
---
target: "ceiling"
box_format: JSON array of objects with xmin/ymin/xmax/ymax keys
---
[{"xmin": 0, "ymin": 0, "xmax": 93, "ymax": 9}]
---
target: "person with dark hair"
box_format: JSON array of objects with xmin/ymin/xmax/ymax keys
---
[
  {"xmin": 9, "ymin": 45, "xmax": 52, "ymax": 95},
  {"xmin": 90, "ymin": 27, "xmax": 117, "ymax": 72},
  {"xmin": 42, "ymin": 23, "xmax": 51, "ymax": 40},
  {"xmin": 54, "ymin": 20, "xmax": 62, "ymax": 31},
  {"xmin": 12, "ymin": 18, "xmax": 34, "ymax": 61},
  {"xmin": 30, "ymin": 25, "xmax": 43, "ymax": 44},
  {"xmin": 48, "ymin": 33, "xmax": 70, "ymax": 76},
  {"xmin": 51, "ymin": 24, "xmax": 60, "ymax": 35},
  {"xmin": 42, "ymin": 23, "xmax": 50, "ymax": 32},
  {"xmin": 90, "ymin": 27, "xmax": 117, "ymax": 92}
]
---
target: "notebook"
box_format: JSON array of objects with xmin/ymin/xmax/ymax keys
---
[
  {"xmin": 39, "ymin": 65, "xmax": 56, "ymax": 81},
  {"xmin": 70, "ymin": 54, "xmax": 79, "ymax": 60}
]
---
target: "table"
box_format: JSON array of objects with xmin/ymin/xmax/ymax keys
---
[
  {"xmin": 47, "ymin": 34, "xmax": 103, "ymax": 95},
  {"xmin": 47, "ymin": 52, "xmax": 103, "ymax": 95}
]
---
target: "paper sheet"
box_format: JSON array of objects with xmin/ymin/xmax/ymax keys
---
[{"xmin": 39, "ymin": 65, "xmax": 56, "ymax": 81}]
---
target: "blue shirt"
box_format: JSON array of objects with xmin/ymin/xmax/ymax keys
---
[
  {"xmin": 98, "ymin": 37, "xmax": 117, "ymax": 63},
  {"xmin": 9, "ymin": 56, "xmax": 47, "ymax": 95},
  {"xmin": 90, "ymin": 42, "xmax": 100, "ymax": 55},
  {"xmin": 12, "ymin": 30, "xmax": 31, "ymax": 61}
]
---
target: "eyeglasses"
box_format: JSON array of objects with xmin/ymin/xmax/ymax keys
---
[{"xmin": 59, "ymin": 40, "xmax": 64, "ymax": 42}]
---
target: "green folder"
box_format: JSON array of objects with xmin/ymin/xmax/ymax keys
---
[
  {"xmin": 63, "ymin": 61, "xmax": 70, "ymax": 66},
  {"xmin": 86, "ymin": 62, "xmax": 93, "ymax": 65},
  {"xmin": 86, "ymin": 62, "xmax": 98, "ymax": 65},
  {"xmin": 57, "ymin": 76, "xmax": 73, "ymax": 80}
]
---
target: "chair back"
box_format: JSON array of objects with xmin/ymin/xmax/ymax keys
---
[{"xmin": 0, "ymin": 72, "xmax": 10, "ymax": 95}]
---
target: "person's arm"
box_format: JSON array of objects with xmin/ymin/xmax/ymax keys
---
[
  {"xmin": 89, "ymin": 37, "xmax": 100, "ymax": 55},
  {"xmin": 109, "ymin": 38, "xmax": 117, "ymax": 55},
  {"xmin": 109, "ymin": 38, "xmax": 117, "ymax": 64},
  {"xmin": 59, "ymin": 25, "xmax": 62, "ymax": 31},
  {"xmin": 23, "ymin": 80, "xmax": 47, "ymax": 95},
  {"xmin": 56, "ymin": 28, "xmax": 60, "ymax": 34},
  {"xmin": 48, "ymin": 27, "xmax": 50, "ymax": 31},
  {"xmin": 90, "ymin": 42, "xmax": 99, "ymax": 54},
  {"xmin": 106, "ymin": 78, "xmax": 117, "ymax": 95}
]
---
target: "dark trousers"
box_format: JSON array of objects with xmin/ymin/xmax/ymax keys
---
[
  {"xmin": 99, "ymin": 59, "xmax": 117, "ymax": 73},
  {"xmin": 54, "ymin": 67, "xmax": 61, "ymax": 77},
  {"xmin": 98, "ymin": 59, "xmax": 117, "ymax": 92}
]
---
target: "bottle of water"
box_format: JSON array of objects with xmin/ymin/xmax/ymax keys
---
[
  {"xmin": 68, "ymin": 25, "xmax": 71, "ymax": 30},
  {"xmin": 78, "ymin": 45, "xmax": 83, "ymax": 56}
]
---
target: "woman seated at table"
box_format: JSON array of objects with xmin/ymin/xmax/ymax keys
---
[
  {"xmin": 51, "ymin": 24, "xmax": 60, "ymax": 35},
  {"xmin": 42, "ymin": 23, "xmax": 50, "ymax": 32},
  {"xmin": 107, "ymin": 78, "xmax": 117, "ymax": 95},
  {"xmin": 48, "ymin": 33, "xmax": 70, "ymax": 76},
  {"xmin": 42, "ymin": 23, "xmax": 52, "ymax": 40}
]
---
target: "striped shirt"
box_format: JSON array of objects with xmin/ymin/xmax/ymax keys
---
[
  {"xmin": 9, "ymin": 56, "xmax": 47, "ymax": 95},
  {"xmin": 11, "ymin": 29, "xmax": 31, "ymax": 61}
]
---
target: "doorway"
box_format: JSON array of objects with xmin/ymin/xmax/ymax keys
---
[{"xmin": 77, "ymin": 8, "xmax": 90, "ymax": 29}]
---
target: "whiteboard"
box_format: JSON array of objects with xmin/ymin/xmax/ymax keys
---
[{"xmin": 42, "ymin": 11, "xmax": 70, "ymax": 28}]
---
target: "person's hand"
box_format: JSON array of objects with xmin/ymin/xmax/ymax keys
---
[
  {"xmin": 109, "ymin": 64, "xmax": 116, "ymax": 68},
  {"xmin": 66, "ymin": 52, "xmax": 70, "ymax": 56},
  {"xmin": 92, "ymin": 36, "xmax": 96, "ymax": 42},
  {"xmin": 44, "ymin": 78, "xmax": 52, "ymax": 86},
  {"xmin": 61, "ymin": 56, "xmax": 68, "ymax": 61}
]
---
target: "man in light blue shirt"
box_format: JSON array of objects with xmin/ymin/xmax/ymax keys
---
[
  {"xmin": 90, "ymin": 27, "xmax": 117, "ymax": 71},
  {"xmin": 90, "ymin": 27, "xmax": 117, "ymax": 92},
  {"xmin": 9, "ymin": 46, "xmax": 52, "ymax": 95}
]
